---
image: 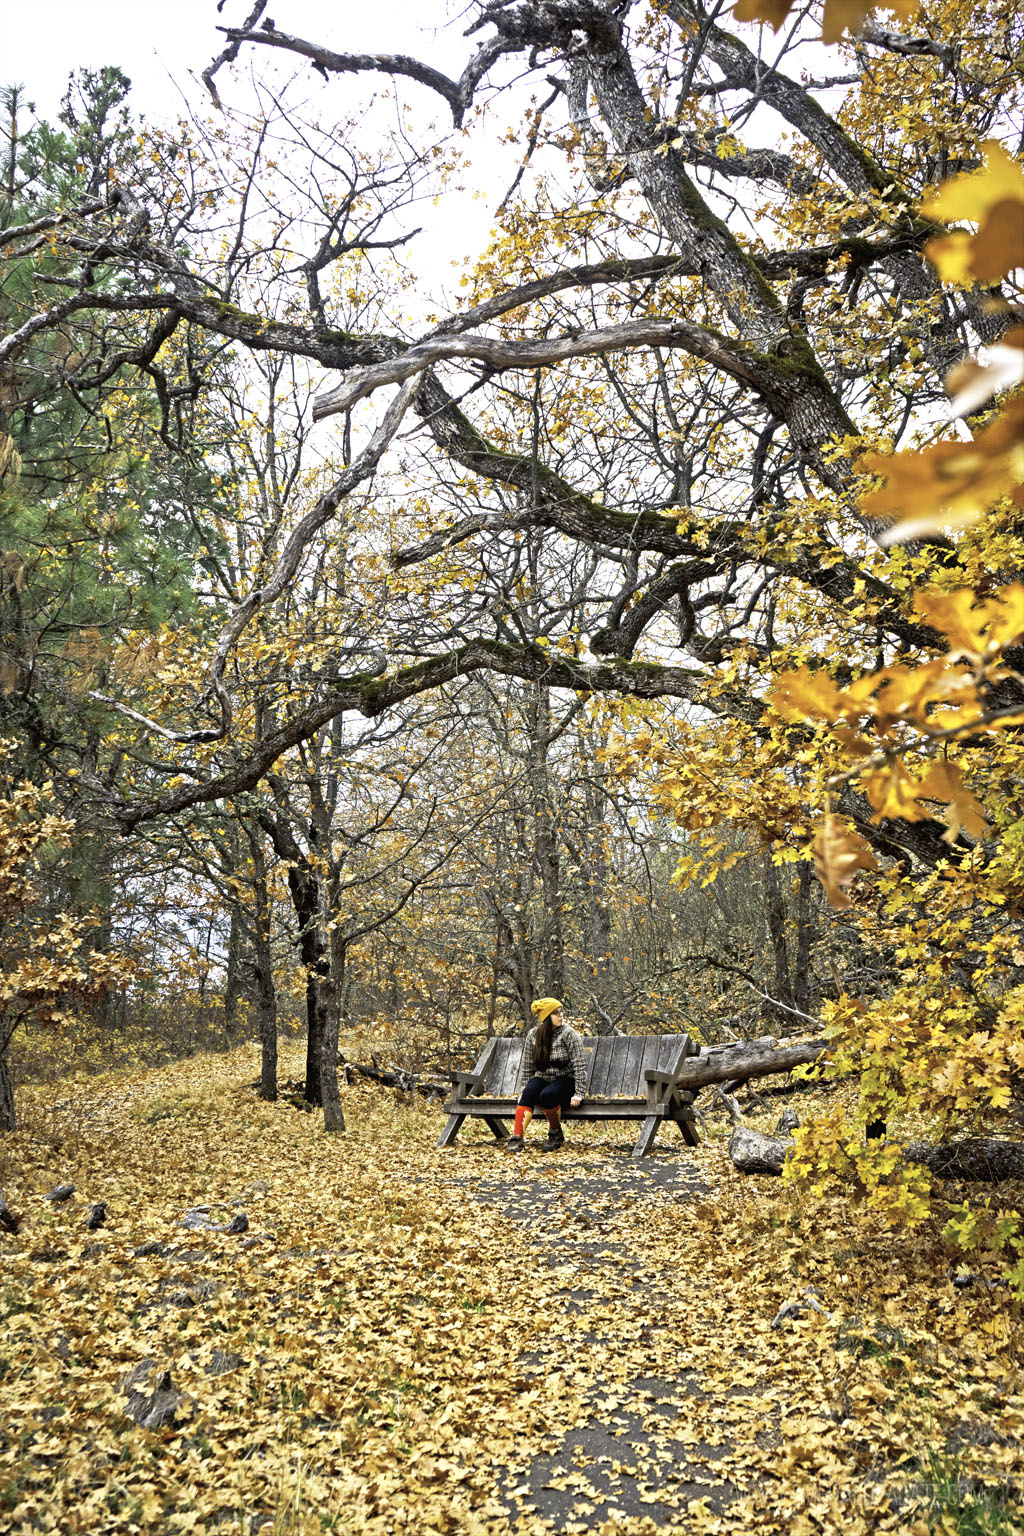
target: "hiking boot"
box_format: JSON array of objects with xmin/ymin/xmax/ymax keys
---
[
  {"xmin": 506, "ymin": 1135, "xmax": 525, "ymax": 1152},
  {"xmin": 542, "ymin": 1123, "xmax": 565, "ymax": 1152}
]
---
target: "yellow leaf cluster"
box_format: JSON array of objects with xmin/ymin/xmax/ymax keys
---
[
  {"xmin": 862, "ymin": 401, "xmax": 1024, "ymax": 544},
  {"xmin": 922, "ymin": 141, "xmax": 1024, "ymax": 287},
  {"xmin": 731, "ymin": 0, "xmax": 918, "ymax": 45}
]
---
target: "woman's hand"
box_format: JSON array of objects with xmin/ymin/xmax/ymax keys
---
[{"xmin": 570, "ymin": 1096, "xmax": 581, "ymax": 1108}]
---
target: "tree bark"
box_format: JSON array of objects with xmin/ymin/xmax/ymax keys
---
[
  {"xmin": 320, "ymin": 933, "xmax": 345, "ymax": 1132},
  {"xmin": 223, "ymin": 902, "xmax": 242, "ymax": 1037},
  {"xmin": 678, "ymin": 1035, "xmax": 827, "ymax": 1090},
  {"xmin": 793, "ymin": 862, "xmax": 814, "ymax": 1018},
  {"xmin": 249, "ymin": 826, "xmax": 278, "ymax": 1102},
  {"xmin": 762, "ymin": 854, "xmax": 794, "ymax": 1022},
  {"xmin": 903, "ymin": 1138, "xmax": 1024, "ymax": 1183},
  {"xmin": 343, "ymin": 1060, "xmax": 449, "ymax": 1098},
  {"xmin": 527, "ymin": 682, "xmax": 564, "ymax": 997},
  {"xmin": 728, "ymin": 1125, "xmax": 789, "ymax": 1175},
  {"xmin": 582, "ymin": 742, "xmax": 615, "ymax": 1027},
  {"xmin": 729, "ymin": 1132, "xmax": 1024, "ymax": 1182},
  {"xmin": 0, "ymin": 1039, "xmax": 15, "ymax": 1132},
  {"xmin": 260, "ymin": 810, "xmax": 330, "ymax": 1107}
]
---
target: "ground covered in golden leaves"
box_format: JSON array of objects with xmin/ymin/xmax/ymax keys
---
[{"xmin": 1, "ymin": 1045, "xmax": 1022, "ymax": 1535}]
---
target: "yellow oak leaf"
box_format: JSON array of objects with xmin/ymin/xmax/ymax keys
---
[
  {"xmin": 768, "ymin": 668, "xmax": 846, "ymax": 722},
  {"xmin": 812, "ymin": 814, "xmax": 877, "ymax": 908},
  {"xmin": 923, "ymin": 142, "xmax": 1024, "ymax": 222},
  {"xmin": 916, "ymin": 760, "xmax": 989, "ymax": 842},
  {"xmin": 732, "ymin": 0, "xmax": 918, "ymax": 41},
  {"xmin": 864, "ymin": 397, "xmax": 1024, "ymax": 543},
  {"xmin": 862, "ymin": 762, "xmax": 936, "ymax": 823},
  {"xmin": 821, "ymin": 0, "xmax": 917, "ymax": 43},
  {"xmin": 913, "ymin": 583, "xmax": 1024, "ymax": 659},
  {"xmin": 923, "ymin": 142, "xmax": 1024, "ymax": 286},
  {"xmin": 769, "ymin": 668, "xmax": 876, "ymax": 724},
  {"xmin": 873, "ymin": 657, "xmax": 975, "ymax": 732},
  {"xmin": 731, "ymin": 0, "xmax": 798, "ymax": 28}
]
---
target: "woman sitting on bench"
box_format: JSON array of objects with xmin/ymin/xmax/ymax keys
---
[{"xmin": 507, "ymin": 997, "xmax": 586, "ymax": 1152}]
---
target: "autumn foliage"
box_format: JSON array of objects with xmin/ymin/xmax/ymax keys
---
[
  {"xmin": 0, "ymin": 0, "xmax": 1022, "ymax": 1390},
  {"xmin": 0, "ymin": 747, "xmax": 133, "ymax": 1128}
]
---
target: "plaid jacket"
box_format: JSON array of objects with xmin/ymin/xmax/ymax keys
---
[{"xmin": 519, "ymin": 1023, "xmax": 587, "ymax": 1099}]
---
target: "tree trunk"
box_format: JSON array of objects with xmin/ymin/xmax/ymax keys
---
[
  {"xmin": 527, "ymin": 682, "xmax": 564, "ymax": 997},
  {"xmin": 762, "ymin": 854, "xmax": 794, "ymax": 1022},
  {"xmin": 259, "ymin": 809, "xmax": 329, "ymax": 1106},
  {"xmin": 223, "ymin": 904, "xmax": 242, "ymax": 1038},
  {"xmin": 729, "ymin": 1132, "xmax": 1024, "ymax": 1182},
  {"xmin": 320, "ymin": 932, "xmax": 345, "ymax": 1132},
  {"xmin": 583, "ymin": 752, "xmax": 615, "ymax": 1027},
  {"xmin": 249, "ymin": 829, "xmax": 278, "ymax": 1102},
  {"xmin": 283, "ymin": 858, "xmax": 329, "ymax": 1106},
  {"xmin": 792, "ymin": 862, "xmax": 814, "ymax": 1018},
  {"xmin": 486, "ymin": 929, "xmax": 499, "ymax": 1037},
  {"xmin": 0, "ymin": 1038, "xmax": 15, "ymax": 1132},
  {"xmin": 304, "ymin": 970, "xmax": 328, "ymax": 1107},
  {"xmin": 344, "ymin": 1059, "xmax": 448, "ymax": 1098}
]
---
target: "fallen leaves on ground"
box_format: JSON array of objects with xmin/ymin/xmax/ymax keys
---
[{"xmin": 0, "ymin": 1044, "xmax": 1021, "ymax": 1534}]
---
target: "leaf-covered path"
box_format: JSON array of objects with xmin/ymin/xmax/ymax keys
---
[{"xmin": 1, "ymin": 1047, "xmax": 1021, "ymax": 1535}]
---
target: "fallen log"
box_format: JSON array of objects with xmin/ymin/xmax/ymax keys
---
[
  {"xmin": 730, "ymin": 1130, "xmax": 1024, "ymax": 1182},
  {"xmin": 679, "ymin": 1036, "xmax": 827, "ymax": 1091},
  {"xmin": 903, "ymin": 1137, "xmax": 1024, "ymax": 1183},
  {"xmin": 728, "ymin": 1125, "xmax": 790, "ymax": 1175},
  {"xmin": 342, "ymin": 1060, "xmax": 449, "ymax": 1100}
]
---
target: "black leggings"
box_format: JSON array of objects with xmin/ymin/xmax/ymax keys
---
[{"xmin": 519, "ymin": 1075, "xmax": 575, "ymax": 1113}]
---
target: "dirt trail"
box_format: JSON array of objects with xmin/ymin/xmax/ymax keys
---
[
  {"xmin": 435, "ymin": 1127, "xmax": 1022, "ymax": 1535},
  {"xmin": 451, "ymin": 1150, "xmax": 751, "ymax": 1527},
  {"xmin": 3, "ymin": 1058, "xmax": 1021, "ymax": 1536}
]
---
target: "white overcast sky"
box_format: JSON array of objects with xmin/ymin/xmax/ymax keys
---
[
  {"xmin": 1, "ymin": 0, "xmax": 469, "ymax": 122},
  {"xmin": 1, "ymin": 0, "xmax": 513, "ymax": 304}
]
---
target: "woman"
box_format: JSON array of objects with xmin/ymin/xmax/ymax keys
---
[{"xmin": 507, "ymin": 997, "xmax": 587, "ymax": 1152}]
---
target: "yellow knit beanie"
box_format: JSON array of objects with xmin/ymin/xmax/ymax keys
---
[{"xmin": 531, "ymin": 997, "xmax": 563, "ymax": 1023}]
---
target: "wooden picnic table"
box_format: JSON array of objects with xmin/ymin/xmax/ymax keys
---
[{"xmin": 437, "ymin": 1032, "xmax": 700, "ymax": 1158}]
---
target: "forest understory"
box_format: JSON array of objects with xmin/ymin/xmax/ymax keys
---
[{"xmin": 1, "ymin": 1038, "xmax": 1021, "ymax": 1536}]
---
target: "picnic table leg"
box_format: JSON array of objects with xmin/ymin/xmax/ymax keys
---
[
  {"xmin": 674, "ymin": 1111, "xmax": 700, "ymax": 1147},
  {"xmin": 631, "ymin": 1114, "xmax": 661, "ymax": 1158},
  {"xmin": 436, "ymin": 1113, "xmax": 466, "ymax": 1149},
  {"xmin": 483, "ymin": 1115, "xmax": 510, "ymax": 1142}
]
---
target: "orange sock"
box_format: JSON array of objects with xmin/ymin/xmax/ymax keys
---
[
  {"xmin": 513, "ymin": 1107, "xmax": 529, "ymax": 1137},
  {"xmin": 544, "ymin": 1108, "xmax": 560, "ymax": 1129}
]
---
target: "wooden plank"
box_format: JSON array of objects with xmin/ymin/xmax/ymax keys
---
[
  {"xmin": 453, "ymin": 1098, "xmax": 654, "ymax": 1120},
  {"xmin": 637, "ymin": 1037, "xmax": 665, "ymax": 1088},
  {"xmin": 437, "ymin": 1113, "xmax": 466, "ymax": 1148},
  {"xmin": 487, "ymin": 1037, "xmax": 510, "ymax": 1094},
  {"xmin": 655, "ymin": 1036, "xmax": 686, "ymax": 1073},
  {"xmin": 491, "ymin": 1038, "xmax": 521, "ymax": 1096},
  {"xmin": 586, "ymin": 1038, "xmax": 614, "ymax": 1097},
  {"xmin": 482, "ymin": 1115, "xmax": 510, "ymax": 1141},
  {"xmin": 674, "ymin": 1111, "xmax": 700, "ymax": 1147},
  {"xmin": 617, "ymin": 1038, "xmax": 647, "ymax": 1099},
  {"xmin": 468, "ymin": 1037, "xmax": 499, "ymax": 1096},
  {"xmin": 662, "ymin": 1037, "xmax": 691, "ymax": 1098},
  {"xmin": 631, "ymin": 1114, "xmax": 662, "ymax": 1158},
  {"xmin": 580, "ymin": 1041, "xmax": 598, "ymax": 1095},
  {"xmin": 503, "ymin": 1039, "xmax": 526, "ymax": 1096},
  {"xmin": 601, "ymin": 1037, "xmax": 627, "ymax": 1095},
  {"xmin": 608, "ymin": 1037, "xmax": 639, "ymax": 1096}
]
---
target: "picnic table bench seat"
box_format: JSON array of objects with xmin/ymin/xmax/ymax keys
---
[{"xmin": 437, "ymin": 1033, "xmax": 700, "ymax": 1158}]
